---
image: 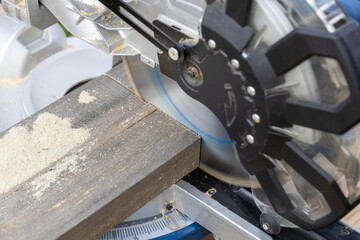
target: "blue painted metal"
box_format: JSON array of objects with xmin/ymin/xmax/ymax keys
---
[
  {"xmin": 338, "ymin": 0, "xmax": 360, "ymax": 23},
  {"xmin": 150, "ymin": 223, "xmax": 211, "ymax": 240}
]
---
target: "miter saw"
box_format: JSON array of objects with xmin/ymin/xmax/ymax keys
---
[{"xmin": 3, "ymin": 0, "xmax": 360, "ymax": 238}]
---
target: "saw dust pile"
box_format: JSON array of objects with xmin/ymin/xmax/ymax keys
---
[
  {"xmin": 0, "ymin": 112, "xmax": 90, "ymax": 195},
  {"xmin": 78, "ymin": 90, "xmax": 96, "ymax": 104}
]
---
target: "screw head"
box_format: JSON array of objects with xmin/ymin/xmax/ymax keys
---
[
  {"xmin": 342, "ymin": 229, "xmax": 351, "ymax": 235},
  {"xmin": 247, "ymin": 86, "xmax": 256, "ymax": 97},
  {"xmin": 208, "ymin": 39, "xmax": 216, "ymax": 49},
  {"xmin": 262, "ymin": 222, "xmax": 270, "ymax": 231},
  {"xmin": 246, "ymin": 134, "xmax": 255, "ymax": 144},
  {"xmin": 252, "ymin": 114, "xmax": 261, "ymax": 124},
  {"xmin": 231, "ymin": 59, "xmax": 240, "ymax": 69},
  {"xmin": 168, "ymin": 47, "xmax": 180, "ymax": 61},
  {"xmin": 165, "ymin": 203, "xmax": 173, "ymax": 211}
]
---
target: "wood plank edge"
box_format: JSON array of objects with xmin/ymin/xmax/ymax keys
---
[{"xmin": 59, "ymin": 137, "xmax": 201, "ymax": 239}]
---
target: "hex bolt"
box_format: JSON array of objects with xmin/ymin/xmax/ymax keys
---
[
  {"xmin": 247, "ymin": 86, "xmax": 256, "ymax": 97},
  {"xmin": 231, "ymin": 59, "xmax": 240, "ymax": 69},
  {"xmin": 168, "ymin": 47, "xmax": 180, "ymax": 61},
  {"xmin": 252, "ymin": 114, "xmax": 261, "ymax": 124},
  {"xmin": 246, "ymin": 134, "xmax": 255, "ymax": 144},
  {"xmin": 208, "ymin": 39, "xmax": 216, "ymax": 49}
]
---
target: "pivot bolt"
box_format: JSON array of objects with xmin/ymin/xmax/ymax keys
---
[
  {"xmin": 247, "ymin": 86, "xmax": 256, "ymax": 97},
  {"xmin": 168, "ymin": 47, "xmax": 180, "ymax": 61},
  {"xmin": 252, "ymin": 114, "xmax": 261, "ymax": 124},
  {"xmin": 246, "ymin": 134, "xmax": 255, "ymax": 144},
  {"xmin": 208, "ymin": 39, "xmax": 216, "ymax": 49},
  {"xmin": 231, "ymin": 59, "xmax": 240, "ymax": 69}
]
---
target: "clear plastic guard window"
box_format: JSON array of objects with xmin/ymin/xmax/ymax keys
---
[{"xmin": 250, "ymin": 0, "xmax": 359, "ymax": 227}]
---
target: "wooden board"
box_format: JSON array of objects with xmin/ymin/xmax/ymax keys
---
[
  {"xmin": 0, "ymin": 74, "xmax": 200, "ymax": 239},
  {"xmin": 344, "ymin": 204, "xmax": 360, "ymax": 228}
]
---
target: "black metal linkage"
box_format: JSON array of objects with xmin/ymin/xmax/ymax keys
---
[
  {"xmin": 226, "ymin": 0, "xmax": 253, "ymax": 26},
  {"xmin": 99, "ymin": 0, "xmax": 184, "ymax": 57}
]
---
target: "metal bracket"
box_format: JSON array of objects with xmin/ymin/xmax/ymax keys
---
[
  {"xmin": 163, "ymin": 180, "xmax": 271, "ymax": 240},
  {"xmin": 1, "ymin": 0, "xmax": 57, "ymax": 29}
]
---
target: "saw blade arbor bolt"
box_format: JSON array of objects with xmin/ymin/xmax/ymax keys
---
[
  {"xmin": 186, "ymin": 66, "xmax": 200, "ymax": 79},
  {"xmin": 208, "ymin": 39, "xmax": 216, "ymax": 49},
  {"xmin": 247, "ymin": 86, "xmax": 256, "ymax": 96},
  {"xmin": 231, "ymin": 59, "xmax": 240, "ymax": 69},
  {"xmin": 168, "ymin": 47, "xmax": 180, "ymax": 61},
  {"xmin": 184, "ymin": 65, "xmax": 203, "ymax": 87},
  {"xmin": 246, "ymin": 134, "xmax": 255, "ymax": 144},
  {"xmin": 252, "ymin": 114, "xmax": 261, "ymax": 124}
]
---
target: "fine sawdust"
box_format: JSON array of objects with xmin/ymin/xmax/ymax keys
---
[
  {"xmin": 18, "ymin": 0, "xmax": 26, "ymax": 7},
  {"xmin": 78, "ymin": 90, "xmax": 96, "ymax": 104},
  {"xmin": 111, "ymin": 42, "xmax": 127, "ymax": 53},
  {"xmin": 30, "ymin": 155, "xmax": 87, "ymax": 198},
  {"xmin": 0, "ymin": 112, "xmax": 90, "ymax": 195},
  {"xmin": 0, "ymin": 77, "xmax": 26, "ymax": 87}
]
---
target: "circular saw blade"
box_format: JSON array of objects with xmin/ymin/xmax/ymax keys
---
[{"xmin": 126, "ymin": 0, "xmax": 304, "ymax": 187}]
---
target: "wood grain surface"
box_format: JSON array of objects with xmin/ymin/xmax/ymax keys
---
[
  {"xmin": 344, "ymin": 204, "xmax": 360, "ymax": 228},
  {"xmin": 0, "ymin": 74, "xmax": 200, "ymax": 239}
]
